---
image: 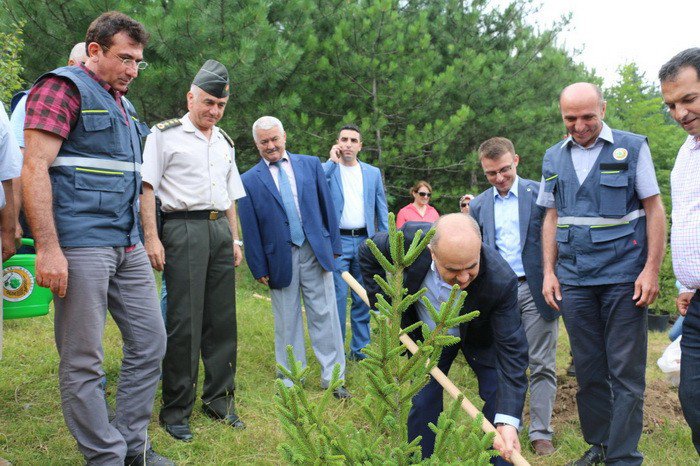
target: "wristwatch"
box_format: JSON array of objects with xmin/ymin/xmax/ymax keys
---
[{"xmin": 234, "ymin": 240, "xmax": 243, "ymax": 247}]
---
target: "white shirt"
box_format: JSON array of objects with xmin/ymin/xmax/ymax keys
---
[
  {"xmin": 671, "ymin": 135, "xmax": 700, "ymax": 292},
  {"xmin": 338, "ymin": 163, "xmax": 365, "ymax": 229},
  {"xmin": 493, "ymin": 177, "xmax": 525, "ymax": 277},
  {"xmin": 141, "ymin": 113, "xmax": 245, "ymax": 212},
  {"xmin": 0, "ymin": 103, "xmax": 22, "ymax": 208}
]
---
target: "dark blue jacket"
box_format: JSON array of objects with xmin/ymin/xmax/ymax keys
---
[{"xmin": 359, "ymin": 222, "xmax": 529, "ymax": 420}]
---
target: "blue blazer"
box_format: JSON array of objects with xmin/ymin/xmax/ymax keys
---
[
  {"xmin": 358, "ymin": 222, "xmax": 529, "ymax": 419},
  {"xmin": 322, "ymin": 160, "xmax": 389, "ymax": 236},
  {"xmin": 469, "ymin": 177, "xmax": 558, "ymax": 321},
  {"xmin": 239, "ymin": 153, "xmax": 342, "ymax": 289}
]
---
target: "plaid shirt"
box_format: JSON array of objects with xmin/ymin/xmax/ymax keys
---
[
  {"xmin": 671, "ymin": 135, "xmax": 700, "ymax": 292},
  {"xmin": 25, "ymin": 64, "xmax": 128, "ymax": 139}
]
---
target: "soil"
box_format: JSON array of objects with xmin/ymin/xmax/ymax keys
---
[{"xmin": 540, "ymin": 375, "xmax": 686, "ymax": 432}]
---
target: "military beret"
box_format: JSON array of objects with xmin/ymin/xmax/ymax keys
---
[{"xmin": 192, "ymin": 59, "xmax": 230, "ymax": 98}]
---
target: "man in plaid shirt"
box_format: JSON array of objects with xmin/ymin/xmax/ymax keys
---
[
  {"xmin": 660, "ymin": 47, "xmax": 700, "ymax": 456},
  {"xmin": 21, "ymin": 12, "xmax": 171, "ymax": 465}
]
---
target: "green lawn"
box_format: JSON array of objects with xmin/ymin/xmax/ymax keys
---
[{"xmin": 0, "ymin": 267, "xmax": 697, "ymax": 465}]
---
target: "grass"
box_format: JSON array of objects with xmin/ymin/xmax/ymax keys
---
[{"xmin": 0, "ymin": 266, "xmax": 697, "ymax": 465}]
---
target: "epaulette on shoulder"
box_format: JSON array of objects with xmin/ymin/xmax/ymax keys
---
[
  {"xmin": 219, "ymin": 128, "xmax": 235, "ymax": 148},
  {"xmin": 155, "ymin": 118, "xmax": 182, "ymax": 132}
]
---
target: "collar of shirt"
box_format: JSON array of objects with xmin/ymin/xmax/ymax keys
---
[
  {"xmin": 181, "ymin": 112, "xmax": 222, "ymax": 142},
  {"xmin": 264, "ymin": 151, "xmax": 290, "ymax": 167},
  {"xmin": 692, "ymin": 135, "xmax": 700, "ymax": 151},
  {"xmin": 79, "ymin": 63, "xmax": 126, "ymax": 100},
  {"xmin": 561, "ymin": 121, "xmax": 614, "ymax": 149},
  {"xmin": 429, "ymin": 260, "xmax": 453, "ymax": 292},
  {"xmin": 492, "ymin": 175, "xmax": 520, "ymax": 200}
]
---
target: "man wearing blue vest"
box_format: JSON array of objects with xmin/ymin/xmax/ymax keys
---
[
  {"xmin": 21, "ymin": 12, "xmax": 171, "ymax": 466},
  {"xmin": 10, "ymin": 43, "xmax": 87, "ymax": 255},
  {"xmin": 538, "ymin": 82, "xmax": 666, "ymax": 466},
  {"xmin": 324, "ymin": 124, "xmax": 389, "ymax": 360}
]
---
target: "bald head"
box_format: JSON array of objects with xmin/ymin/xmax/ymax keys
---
[
  {"xmin": 428, "ymin": 214, "xmax": 481, "ymax": 289},
  {"xmin": 559, "ymin": 82, "xmax": 603, "ymax": 107},
  {"xmin": 559, "ymin": 82, "xmax": 607, "ymax": 148},
  {"xmin": 69, "ymin": 42, "xmax": 87, "ymax": 66}
]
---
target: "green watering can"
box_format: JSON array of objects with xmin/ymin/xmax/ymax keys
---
[{"xmin": 2, "ymin": 239, "xmax": 53, "ymax": 319}]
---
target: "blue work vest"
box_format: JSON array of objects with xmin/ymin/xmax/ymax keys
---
[
  {"xmin": 39, "ymin": 66, "xmax": 151, "ymax": 247},
  {"xmin": 541, "ymin": 130, "xmax": 648, "ymax": 286}
]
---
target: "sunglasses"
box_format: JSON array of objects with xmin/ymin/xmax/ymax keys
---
[
  {"xmin": 417, "ymin": 191, "xmax": 431, "ymax": 198},
  {"xmin": 460, "ymin": 203, "xmax": 468, "ymax": 208}
]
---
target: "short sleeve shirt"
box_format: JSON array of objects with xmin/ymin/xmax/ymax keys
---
[
  {"xmin": 141, "ymin": 113, "xmax": 245, "ymax": 212},
  {"xmin": 537, "ymin": 123, "xmax": 660, "ymax": 208}
]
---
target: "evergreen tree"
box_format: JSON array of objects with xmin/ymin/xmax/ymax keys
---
[{"xmin": 276, "ymin": 214, "xmax": 495, "ymax": 463}]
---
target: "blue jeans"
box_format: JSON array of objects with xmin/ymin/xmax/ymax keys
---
[
  {"xmin": 679, "ymin": 292, "xmax": 700, "ymax": 454},
  {"xmin": 160, "ymin": 275, "xmax": 168, "ymax": 325},
  {"xmin": 333, "ymin": 235, "xmax": 371, "ymax": 359},
  {"xmin": 669, "ymin": 315, "xmax": 684, "ymax": 341}
]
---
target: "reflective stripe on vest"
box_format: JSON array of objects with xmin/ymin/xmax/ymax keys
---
[
  {"xmin": 557, "ymin": 208, "xmax": 645, "ymax": 227},
  {"xmin": 51, "ymin": 156, "xmax": 141, "ymax": 172}
]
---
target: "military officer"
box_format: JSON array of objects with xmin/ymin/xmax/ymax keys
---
[{"xmin": 140, "ymin": 60, "xmax": 246, "ymax": 442}]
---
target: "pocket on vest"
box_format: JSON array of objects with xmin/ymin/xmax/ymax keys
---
[
  {"xmin": 555, "ymin": 225, "xmax": 573, "ymax": 260},
  {"xmin": 74, "ymin": 169, "xmax": 127, "ymax": 217},
  {"xmin": 598, "ymin": 172, "xmax": 628, "ymax": 217}
]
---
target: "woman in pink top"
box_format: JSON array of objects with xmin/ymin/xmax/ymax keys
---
[{"xmin": 396, "ymin": 180, "xmax": 440, "ymax": 228}]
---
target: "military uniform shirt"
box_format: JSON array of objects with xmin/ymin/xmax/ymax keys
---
[{"xmin": 141, "ymin": 113, "xmax": 245, "ymax": 212}]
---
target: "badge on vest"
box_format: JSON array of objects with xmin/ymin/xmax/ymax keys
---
[{"xmin": 612, "ymin": 148, "xmax": 628, "ymax": 161}]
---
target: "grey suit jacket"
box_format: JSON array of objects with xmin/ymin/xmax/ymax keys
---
[{"xmin": 470, "ymin": 177, "xmax": 558, "ymax": 321}]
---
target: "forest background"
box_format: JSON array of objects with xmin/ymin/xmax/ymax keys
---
[{"xmin": 0, "ymin": 0, "xmax": 688, "ymax": 313}]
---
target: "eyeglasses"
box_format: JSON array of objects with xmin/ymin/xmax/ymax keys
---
[
  {"xmin": 484, "ymin": 163, "xmax": 513, "ymax": 178},
  {"xmin": 102, "ymin": 46, "xmax": 148, "ymax": 70},
  {"xmin": 460, "ymin": 203, "xmax": 468, "ymax": 208},
  {"xmin": 417, "ymin": 192, "xmax": 431, "ymax": 198}
]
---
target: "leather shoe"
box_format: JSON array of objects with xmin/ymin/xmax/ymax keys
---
[
  {"xmin": 531, "ymin": 439, "xmax": 555, "ymax": 456},
  {"xmin": 332, "ymin": 386, "xmax": 352, "ymax": 399},
  {"xmin": 565, "ymin": 446, "xmax": 606, "ymax": 466},
  {"xmin": 159, "ymin": 420, "xmax": 193, "ymax": 442},
  {"xmin": 124, "ymin": 447, "xmax": 174, "ymax": 466},
  {"xmin": 202, "ymin": 404, "xmax": 246, "ymax": 429}
]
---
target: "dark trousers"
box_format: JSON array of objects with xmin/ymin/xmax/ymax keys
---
[
  {"xmin": 160, "ymin": 216, "xmax": 238, "ymax": 424},
  {"xmin": 679, "ymin": 291, "xmax": 700, "ymax": 454},
  {"xmin": 561, "ymin": 283, "xmax": 646, "ymax": 465},
  {"xmin": 408, "ymin": 343, "xmax": 506, "ymax": 464}
]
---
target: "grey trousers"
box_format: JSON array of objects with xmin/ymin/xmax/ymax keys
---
[
  {"xmin": 271, "ymin": 241, "xmax": 346, "ymax": 387},
  {"xmin": 519, "ymin": 281, "xmax": 558, "ymax": 441},
  {"xmin": 54, "ymin": 244, "xmax": 166, "ymax": 464}
]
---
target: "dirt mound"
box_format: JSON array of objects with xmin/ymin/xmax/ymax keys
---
[{"xmin": 548, "ymin": 375, "xmax": 685, "ymax": 431}]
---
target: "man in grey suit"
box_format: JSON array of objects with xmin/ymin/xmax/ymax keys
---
[
  {"xmin": 469, "ymin": 137, "xmax": 559, "ymax": 456},
  {"xmin": 324, "ymin": 124, "xmax": 389, "ymax": 360}
]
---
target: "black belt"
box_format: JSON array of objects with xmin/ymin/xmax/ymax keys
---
[
  {"xmin": 339, "ymin": 227, "xmax": 367, "ymax": 237},
  {"xmin": 162, "ymin": 210, "xmax": 226, "ymax": 221},
  {"xmin": 518, "ymin": 276, "xmax": 527, "ymax": 283}
]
